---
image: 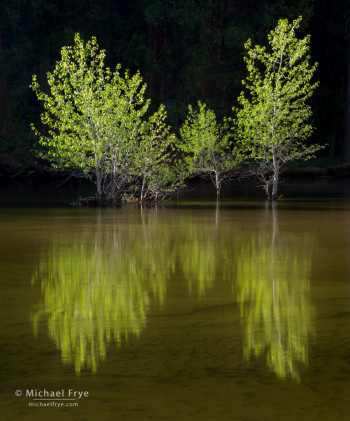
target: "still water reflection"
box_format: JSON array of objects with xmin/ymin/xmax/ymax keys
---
[
  {"xmin": 30, "ymin": 204, "xmax": 314, "ymax": 381},
  {"xmin": 236, "ymin": 204, "xmax": 314, "ymax": 381},
  {"xmin": 1, "ymin": 183, "xmax": 350, "ymax": 421},
  {"xmin": 31, "ymin": 212, "xmax": 170, "ymax": 374}
]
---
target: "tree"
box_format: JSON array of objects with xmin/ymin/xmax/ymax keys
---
[
  {"xmin": 179, "ymin": 101, "xmax": 239, "ymax": 200},
  {"xmin": 235, "ymin": 16, "xmax": 323, "ymax": 200},
  {"xmin": 30, "ymin": 33, "xmax": 165, "ymax": 200},
  {"xmin": 130, "ymin": 104, "xmax": 186, "ymax": 202}
]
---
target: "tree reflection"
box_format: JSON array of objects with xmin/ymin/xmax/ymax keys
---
[
  {"xmin": 31, "ymin": 210, "xmax": 172, "ymax": 375},
  {"xmin": 178, "ymin": 205, "xmax": 234, "ymax": 297},
  {"xmin": 30, "ymin": 205, "xmax": 315, "ymax": 380},
  {"xmin": 236, "ymin": 205, "xmax": 314, "ymax": 381},
  {"xmin": 179, "ymin": 221, "xmax": 218, "ymax": 297}
]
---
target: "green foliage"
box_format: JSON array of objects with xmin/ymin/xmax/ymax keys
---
[
  {"xmin": 30, "ymin": 33, "xmax": 182, "ymax": 201},
  {"xmin": 235, "ymin": 16, "xmax": 324, "ymax": 198},
  {"xmin": 131, "ymin": 104, "xmax": 186, "ymax": 202},
  {"xmin": 179, "ymin": 101, "xmax": 239, "ymax": 199},
  {"xmin": 0, "ymin": 0, "xmax": 345, "ymax": 164},
  {"xmin": 30, "ymin": 34, "xmax": 142, "ymax": 197}
]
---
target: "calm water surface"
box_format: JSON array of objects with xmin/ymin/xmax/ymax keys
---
[{"xmin": 1, "ymin": 180, "xmax": 350, "ymax": 420}]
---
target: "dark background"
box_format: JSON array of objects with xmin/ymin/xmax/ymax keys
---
[{"xmin": 0, "ymin": 0, "xmax": 349, "ymax": 171}]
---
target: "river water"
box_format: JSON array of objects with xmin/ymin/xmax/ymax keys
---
[{"xmin": 0, "ymin": 180, "xmax": 350, "ymax": 420}]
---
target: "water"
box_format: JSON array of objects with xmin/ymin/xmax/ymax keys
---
[{"xmin": 1, "ymin": 180, "xmax": 350, "ymax": 420}]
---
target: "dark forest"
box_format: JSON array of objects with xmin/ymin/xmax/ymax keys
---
[{"xmin": 0, "ymin": 0, "xmax": 349, "ymax": 171}]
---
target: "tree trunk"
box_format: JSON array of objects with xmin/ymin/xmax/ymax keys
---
[
  {"xmin": 263, "ymin": 177, "xmax": 271, "ymax": 200},
  {"xmin": 215, "ymin": 172, "xmax": 221, "ymax": 200},
  {"xmin": 140, "ymin": 177, "xmax": 146, "ymax": 203},
  {"xmin": 272, "ymin": 167, "xmax": 279, "ymax": 201}
]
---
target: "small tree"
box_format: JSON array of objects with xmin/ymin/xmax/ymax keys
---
[
  {"xmin": 130, "ymin": 104, "xmax": 186, "ymax": 202},
  {"xmin": 235, "ymin": 17, "xmax": 323, "ymax": 200},
  {"xmin": 30, "ymin": 34, "xmax": 154, "ymax": 200},
  {"xmin": 179, "ymin": 101, "xmax": 238, "ymax": 200}
]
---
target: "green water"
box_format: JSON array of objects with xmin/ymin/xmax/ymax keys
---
[{"xmin": 1, "ymin": 181, "xmax": 350, "ymax": 420}]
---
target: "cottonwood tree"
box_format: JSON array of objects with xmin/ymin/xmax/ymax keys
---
[
  {"xmin": 235, "ymin": 17, "xmax": 323, "ymax": 200},
  {"xmin": 30, "ymin": 33, "xmax": 172, "ymax": 201},
  {"xmin": 179, "ymin": 101, "xmax": 239, "ymax": 200},
  {"xmin": 130, "ymin": 104, "xmax": 186, "ymax": 202}
]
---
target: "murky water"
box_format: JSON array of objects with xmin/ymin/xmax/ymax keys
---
[{"xmin": 1, "ymin": 181, "xmax": 350, "ymax": 420}]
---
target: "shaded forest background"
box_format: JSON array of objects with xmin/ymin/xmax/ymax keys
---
[{"xmin": 0, "ymin": 0, "xmax": 349, "ymax": 171}]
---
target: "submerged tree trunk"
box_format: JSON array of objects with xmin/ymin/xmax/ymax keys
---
[
  {"xmin": 262, "ymin": 175, "xmax": 272, "ymax": 200},
  {"xmin": 140, "ymin": 177, "xmax": 146, "ymax": 203},
  {"xmin": 271, "ymin": 147, "xmax": 279, "ymax": 200},
  {"xmin": 271, "ymin": 168, "xmax": 279, "ymax": 201},
  {"xmin": 215, "ymin": 171, "xmax": 221, "ymax": 200}
]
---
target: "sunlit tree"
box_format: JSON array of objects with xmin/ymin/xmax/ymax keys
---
[
  {"xmin": 235, "ymin": 17, "xmax": 323, "ymax": 199},
  {"xmin": 179, "ymin": 101, "xmax": 240, "ymax": 200},
  {"xmin": 131, "ymin": 104, "xmax": 186, "ymax": 202},
  {"xmin": 30, "ymin": 33, "xmax": 179, "ymax": 201}
]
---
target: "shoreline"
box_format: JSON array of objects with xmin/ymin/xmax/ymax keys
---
[{"xmin": 2, "ymin": 163, "xmax": 350, "ymax": 182}]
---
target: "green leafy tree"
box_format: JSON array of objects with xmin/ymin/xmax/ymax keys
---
[
  {"xmin": 179, "ymin": 101, "xmax": 239, "ymax": 200},
  {"xmin": 235, "ymin": 17, "xmax": 323, "ymax": 200},
  {"xmin": 130, "ymin": 104, "xmax": 186, "ymax": 202},
  {"xmin": 30, "ymin": 33, "xmax": 168, "ymax": 200}
]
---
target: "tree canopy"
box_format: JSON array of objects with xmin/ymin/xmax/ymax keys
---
[
  {"xmin": 30, "ymin": 33, "xmax": 183, "ymax": 201},
  {"xmin": 235, "ymin": 16, "xmax": 323, "ymax": 199},
  {"xmin": 179, "ymin": 101, "xmax": 239, "ymax": 199}
]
